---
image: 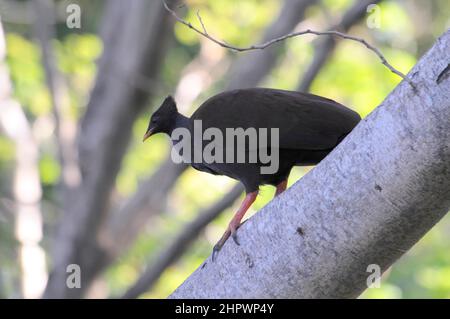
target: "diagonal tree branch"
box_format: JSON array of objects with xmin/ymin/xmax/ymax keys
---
[{"xmin": 170, "ymin": 29, "xmax": 450, "ymax": 298}]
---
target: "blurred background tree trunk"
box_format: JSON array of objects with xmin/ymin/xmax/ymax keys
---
[
  {"xmin": 0, "ymin": 19, "xmax": 47, "ymax": 299},
  {"xmin": 43, "ymin": 0, "xmax": 179, "ymax": 298}
]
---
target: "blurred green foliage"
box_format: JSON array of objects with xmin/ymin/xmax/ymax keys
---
[{"xmin": 1, "ymin": 0, "xmax": 449, "ymax": 299}]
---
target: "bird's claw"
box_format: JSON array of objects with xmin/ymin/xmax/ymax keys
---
[
  {"xmin": 211, "ymin": 226, "xmax": 241, "ymax": 262},
  {"xmin": 231, "ymin": 231, "xmax": 240, "ymax": 246},
  {"xmin": 211, "ymin": 232, "xmax": 227, "ymax": 262},
  {"xmin": 212, "ymin": 245, "xmax": 220, "ymax": 262}
]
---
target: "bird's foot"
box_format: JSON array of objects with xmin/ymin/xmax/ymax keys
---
[
  {"xmin": 210, "ymin": 190, "xmax": 257, "ymax": 262},
  {"xmin": 211, "ymin": 220, "xmax": 247, "ymax": 262}
]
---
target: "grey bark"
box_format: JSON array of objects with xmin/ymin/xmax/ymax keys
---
[
  {"xmin": 44, "ymin": 0, "xmax": 177, "ymax": 298},
  {"xmin": 297, "ymin": 0, "xmax": 382, "ymax": 92},
  {"xmin": 170, "ymin": 29, "xmax": 450, "ymax": 298}
]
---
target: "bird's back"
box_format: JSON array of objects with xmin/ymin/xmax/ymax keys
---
[{"xmin": 191, "ymin": 88, "xmax": 361, "ymax": 151}]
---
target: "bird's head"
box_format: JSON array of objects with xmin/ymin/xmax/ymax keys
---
[{"xmin": 143, "ymin": 95, "xmax": 178, "ymax": 142}]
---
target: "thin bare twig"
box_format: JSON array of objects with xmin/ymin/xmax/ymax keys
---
[
  {"xmin": 162, "ymin": 1, "xmax": 415, "ymax": 87},
  {"xmin": 196, "ymin": 10, "xmax": 207, "ymax": 35}
]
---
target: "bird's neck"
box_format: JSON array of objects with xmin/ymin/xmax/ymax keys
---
[
  {"xmin": 169, "ymin": 112, "xmax": 190, "ymax": 135},
  {"xmin": 169, "ymin": 113, "xmax": 191, "ymax": 152}
]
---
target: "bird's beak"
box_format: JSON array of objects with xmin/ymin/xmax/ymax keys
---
[{"xmin": 142, "ymin": 128, "xmax": 155, "ymax": 142}]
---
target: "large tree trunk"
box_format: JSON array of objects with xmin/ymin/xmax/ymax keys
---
[{"xmin": 170, "ymin": 29, "xmax": 450, "ymax": 298}]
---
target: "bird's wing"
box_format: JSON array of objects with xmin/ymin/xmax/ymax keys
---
[{"xmin": 191, "ymin": 88, "xmax": 361, "ymax": 150}]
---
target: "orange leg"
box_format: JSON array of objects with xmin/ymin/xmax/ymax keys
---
[
  {"xmin": 275, "ymin": 179, "xmax": 288, "ymax": 197},
  {"xmin": 212, "ymin": 191, "xmax": 258, "ymax": 261}
]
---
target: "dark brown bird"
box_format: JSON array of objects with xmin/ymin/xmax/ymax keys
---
[{"xmin": 143, "ymin": 88, "xmax": 361, "ymax": 260}]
